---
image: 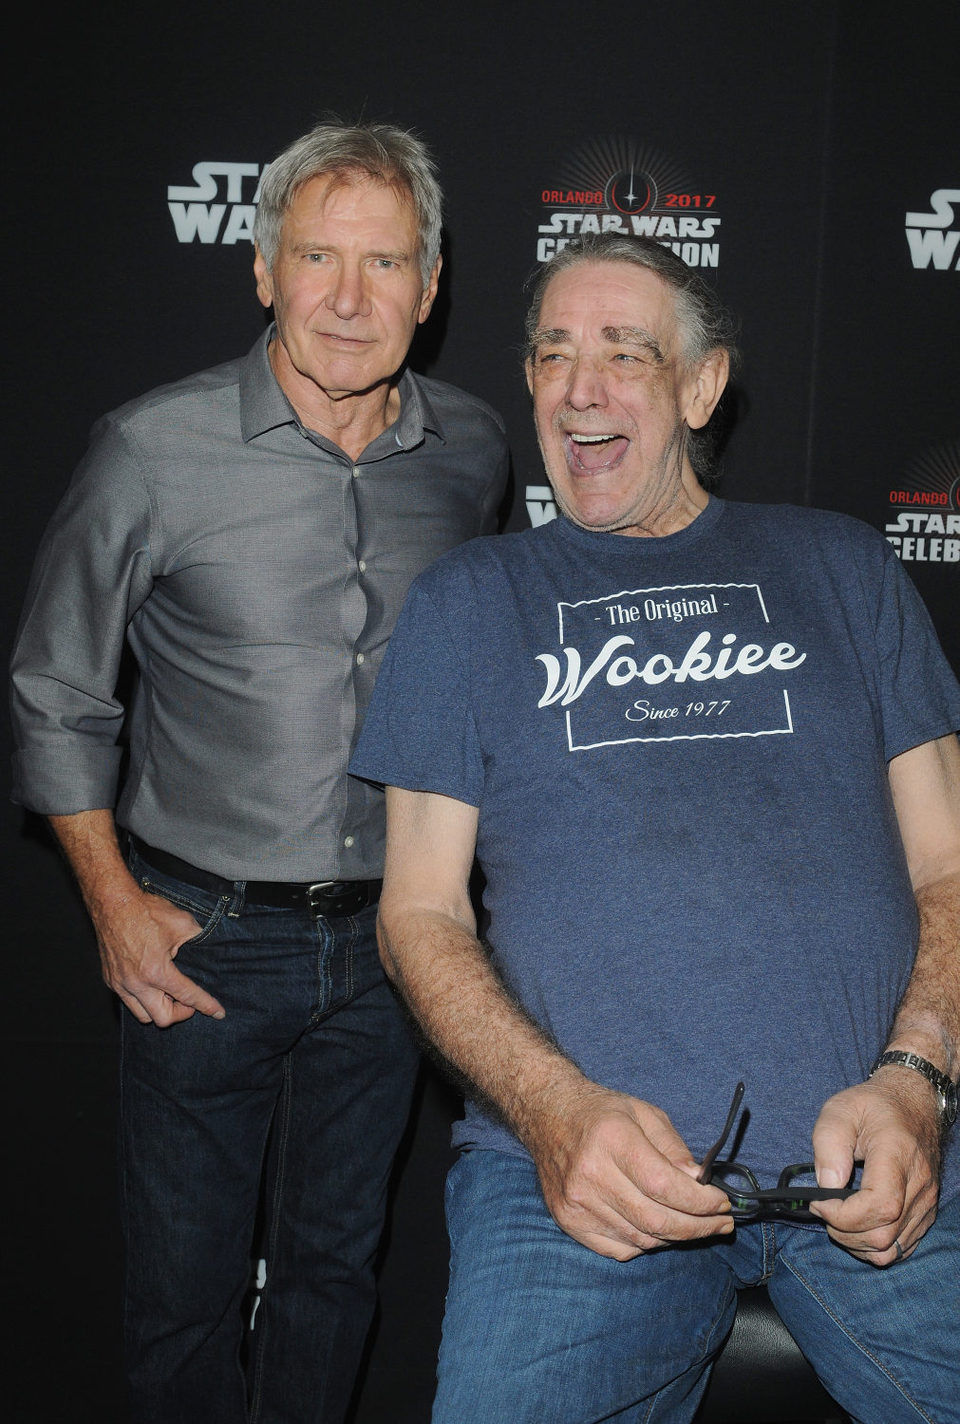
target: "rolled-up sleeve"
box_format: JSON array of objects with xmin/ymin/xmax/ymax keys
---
[{"xmin": 10, "ymin": 416, "xmax": 156, "ymax": 813}]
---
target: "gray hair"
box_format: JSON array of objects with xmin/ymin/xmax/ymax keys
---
[
  {"xmin": 253, "ymin": 119, "xmax": 443, "ymax": 284},
  {"xmin": 523, "ymin": 233, "xmax": 740, "ymax": 483}
]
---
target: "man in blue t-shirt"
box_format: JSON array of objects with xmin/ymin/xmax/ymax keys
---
[{"xmin": 350, "ymin": 234, "xmax": 960, "ymax": 1423}]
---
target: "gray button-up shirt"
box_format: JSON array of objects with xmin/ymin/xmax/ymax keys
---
[{"xmin": 10, "ymin": 327, "xmax": 509, "ymax": 881}]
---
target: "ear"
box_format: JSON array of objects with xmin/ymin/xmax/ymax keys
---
[
  {"xmin": 253, "ymin": 246, "xmax": 274, "ymax": 311},
  {"xmin": 524, "ymin": 356, "xmax": 535, "ymax": 397},
  {"xmin": 417, "ymin": 255, "xmax": 443, "ymax": 324},
  {"xmin": 684, "ymin": 348, "xmax": 729, "ymax": 430}
]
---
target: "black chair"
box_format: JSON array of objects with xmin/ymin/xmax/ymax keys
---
[{"xmin": 695, "ymin": 1286, "xmax": 850, "ymax": 1423}]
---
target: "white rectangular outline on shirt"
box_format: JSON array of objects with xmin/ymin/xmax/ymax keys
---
[
  {"xmin": 565, "ymin": 688, "xmax": 794, "ymax": 751},
  {"xmin": 556, "ymin": 583, "xmax": 793, "ymax": 752}
]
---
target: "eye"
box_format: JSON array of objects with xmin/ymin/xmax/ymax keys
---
[{"xmin": 611, "ymin": 349, "xmax": 660, "ymax": 371}]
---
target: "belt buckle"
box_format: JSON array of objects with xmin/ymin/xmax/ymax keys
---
[
  {"xmin": 306, "ymin": 880, "xmax": 366, "ymax": 919},
  {"xmin": 307, "ymin": 881, "xmax": 338, "ymax": 917}
]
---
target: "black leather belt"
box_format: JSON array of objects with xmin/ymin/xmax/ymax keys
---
[{"xmin": 128, "ymin": 835, "xmax": 381, "ymax": 919}]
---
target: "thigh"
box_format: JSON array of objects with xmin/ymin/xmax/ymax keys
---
[
  {"xmin": 433, "ymin": 1150, "xmax": 737, "ymax": 1424},
  {"xmin": 769, "ymin": 1196, "xmax": 960, "ymax": 1424},
  {"xmin": 264, "ymin": 903, "xmax": 420, "ymax": 1257},
  {"xmin": 247, "ymin": 909, "xmax": 420, "ymax": 1422},
  {"xmin": 119, "ymin": 854, "xmax": 320, "ymax": 1298},
  {"xmin": 119, "ymin": 926, "xmax": 293, "ymax": 1312}
]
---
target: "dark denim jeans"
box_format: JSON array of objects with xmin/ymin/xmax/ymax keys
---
[{"xmin": 120, "ymin": 843, "xmax": 420, "ymax": 1424}]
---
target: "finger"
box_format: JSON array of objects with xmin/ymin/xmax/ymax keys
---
[
  {"xmin": 569, "ymin": 1223, "xmax": 666, "ymax": 1261},
  {"xmin": 587, "ymin": 1159, "xmax": 733, "ymax": 1246},
  {"xmin": 813, "ymin": 1188, "xmax": 936, "ymax": 1261},
  {"xmin": 159, "ymin": 964, "xmax": 226, "ymax": 1018},
  {"xmin": 839, "ymin": 1238, "xmax": 906, "ymax": 1269},
  {"xmin": 146, "ymin": 993, "xmax": 199, "ymax": 1028},
  {"xmin": 117, "ymin": 989, "xmax": 154, "ymax": 1025},
  {"xmin": 552, "ymin": 1184, "xmax": 730, "ymax": 1260},
  {"xmin": 811, "ymin": 1102, "xmax": 857, "ymax": 1190},
  {"xmin": 118, "ymin": 964, "xmax": 226, "ymax": 1023},
  {"xmin": 616, "ymin": 1144, "xmax": 733, "ymax": 1221},
  {"xmin": 810, "ymin": 1172, "xmax": 903, "ymax": 1236},
  {"xmin": 627, "ymin": 1112, "xmax": 734, "ymax": 1218}
]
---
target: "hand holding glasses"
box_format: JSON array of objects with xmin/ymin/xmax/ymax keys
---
[{"xmin": 697, "ymin": 1082, "xmax": 860, "ymax": 1222}]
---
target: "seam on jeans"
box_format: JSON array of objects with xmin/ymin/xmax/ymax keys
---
[
  {"xmin": 311, "ymin": 915, "xmax": 333, "ymax": 1021},
  {"xmin": 759, "ymin": 1219, "xmax": 775, "ymax": 1282},
  {"xmin": 249, "ymin": 1052, "xmax": 294, "ymax": 1423},
  {"xmin": 344, "ymin": 913, "xmax": 356, "ymax": 1002},
  {"xmin": 639, "ymin": 1278, "xmax": 738, "ymax": 1423},
  {"xmin": 779, "ymin": 1254, "xmax": 936, "ymax": 1423}
]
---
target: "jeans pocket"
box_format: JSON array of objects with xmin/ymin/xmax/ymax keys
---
[{"xmin": 136, "ymin": 875, "xmax": 229, "ymax": 944}]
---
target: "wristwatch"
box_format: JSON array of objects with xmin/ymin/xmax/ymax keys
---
[{"xmin": 870, "ymin": 1050, "xmax": 958, "ymax": 1127}]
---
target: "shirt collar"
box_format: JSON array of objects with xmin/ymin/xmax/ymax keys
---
[{"xmin": 239, "ymin": 324, "xmax": 447, "ymax": 451}]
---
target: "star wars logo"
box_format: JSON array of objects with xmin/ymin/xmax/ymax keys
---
[
  {"xmin": 536, "ymin": 137, "xmax": 721, "ymax": 269},
  {"xmin": 904, "ymin": 189, "xmax": 960, "ymax": 270},
  {"xmin": 885, "ymin": 441, "xmax": 960, "ymax": 564},
  {"xmin": 167, "ymin": 162, "xmax": 262, "ymax": 245}
]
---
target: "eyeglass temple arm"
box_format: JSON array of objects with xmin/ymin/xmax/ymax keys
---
[{"xmin": 697, "ymin": 1080, "xmax": 745, "ymax": 1185}]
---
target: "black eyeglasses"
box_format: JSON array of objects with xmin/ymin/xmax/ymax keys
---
[{"xmin": 697, "ymin": 1082, "xmax": 859, "ymax": 1222}]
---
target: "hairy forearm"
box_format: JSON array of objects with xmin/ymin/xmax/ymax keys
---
[
  {"xmin": 378, "ymin": 907, "xmax": 596, "ymax": 1153},
  {"xmin": 49, "ymin": 809, "xmax": 140, "ymax": 918},
  {"xmin": 886, "ymin": 869, "xmax": 960, "ymax": 1078}
]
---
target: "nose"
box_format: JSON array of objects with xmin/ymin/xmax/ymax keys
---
[
  {"xmin": 564, "ymin": 357, "xmax": 608, "ymax": 411},
  {"xmin": 326, "ymin": 261, "xmax": 371, "ymax": 320}
]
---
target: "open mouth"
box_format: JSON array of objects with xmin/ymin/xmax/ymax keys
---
[{"xmin": 565, "ymin": 431, "xmax": 629, "ymax": 473}]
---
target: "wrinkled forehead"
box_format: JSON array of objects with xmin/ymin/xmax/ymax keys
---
[
  {"xmin": 535, "ymin": 258, "xmax": 681, "ymax": 340},
  {"xmin": 284, "ymin": 167, "xmax": 418, "ymax": 236}
]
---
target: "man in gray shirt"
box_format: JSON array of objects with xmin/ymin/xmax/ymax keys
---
[{"xmin": 10, "ymin": 119, "xmax": 508, "ymax": 1423}]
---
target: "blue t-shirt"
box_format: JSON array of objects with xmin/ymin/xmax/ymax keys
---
[{"xmin": 351, "ymin": 498, "xmax": 960, "ymax": 1196}]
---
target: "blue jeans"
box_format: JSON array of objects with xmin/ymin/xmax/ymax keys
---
[
  {"xmin": 435, "ymin": 1149, "xmax": 960, "ymax": 1424},
  {"xmin": 120, "ymin": 844, "xmax": 419, "ymax": 1424}
]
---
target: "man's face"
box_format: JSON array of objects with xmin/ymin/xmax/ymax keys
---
[
  {"xmin": 525, "ymin": 260, "xmax": 723, "ymax": 535},
  {"xmin": 254, "ymin": 171, "xmax": 440, "ymax": 406}
]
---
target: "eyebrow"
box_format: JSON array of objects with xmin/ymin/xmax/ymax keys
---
[
  {"xmin": 531, "ymin": 325, "xmax": 666, "ymax": 362},
  {"xmin": 603, "ymin": 326, "xmax": 665, "ymax": 360},
  {"xmin": 289, "ymin": 241, "xmax": 413, "ymax": 262}
]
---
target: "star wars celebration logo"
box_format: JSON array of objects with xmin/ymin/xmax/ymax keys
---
[
  {"xmin": 886, "ymin": 441, "xmax": 960, "ymax": 564},
  {"xmin": 535, "ymin": 135, "xmax": 721, "ymax": 268},
  {"xmin": 904, "ymin": 189, "xmax": 960, "ymax": 271},
  {"xmin": 167, "ymin": 162, "xmax": 262, "ymax": 244}
]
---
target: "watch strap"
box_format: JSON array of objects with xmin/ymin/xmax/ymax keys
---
[{"xmin": 870, "ymin": 1049, "xmax": 958, "ymax": 1126}]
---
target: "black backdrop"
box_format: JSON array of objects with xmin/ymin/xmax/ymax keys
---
[{"xmin": 4, "ymin": 3, "xmax": 959, "ymax": 1419}]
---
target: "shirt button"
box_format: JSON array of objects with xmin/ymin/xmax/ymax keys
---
[
  {"xmin": 356, "ymin": 652, "xmax": 365, "ymax": 665},
  {"xmin": 358, "ymin": 559, "xmax": 367, "ymax": 573},
  {"xmin": 344, "ymin": 835, "xmax": 355, "ymax": 848},
  {"xmin": 352, "ymin": 466, "xmax": 361, "ymax": 478}
]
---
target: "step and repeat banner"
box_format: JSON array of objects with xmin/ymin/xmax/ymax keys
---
[{"xmin": 4, "ymin": 2, "xmax": 957, "ymax": 1418}]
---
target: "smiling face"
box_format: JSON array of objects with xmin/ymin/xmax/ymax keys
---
[
  {"xmin": 525, "ymin": 260, "xmax": 727, "ymax": 537},
  {"xmin": 254, "ymin": 170, "xmax": 440, "ymax": 425}
]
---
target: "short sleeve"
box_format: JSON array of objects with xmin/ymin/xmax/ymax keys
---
[
  {"xmin": 873, "ymin": 539, "xmax": 960, "ymax": 760},
  {"xmin": 350, "ymin": 570, "xmax": 484, "ymax": 806}
]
